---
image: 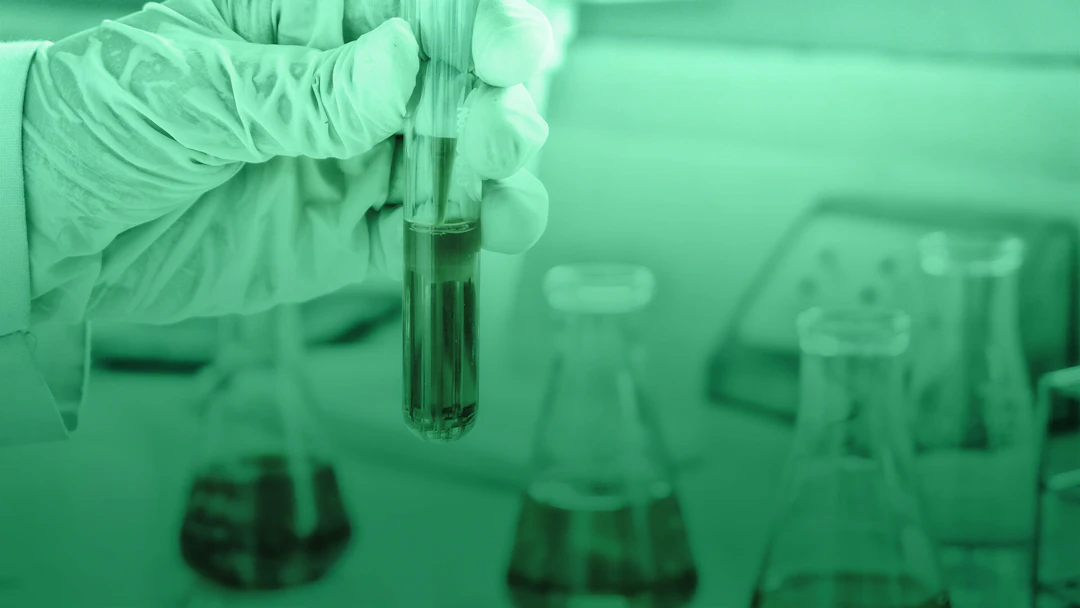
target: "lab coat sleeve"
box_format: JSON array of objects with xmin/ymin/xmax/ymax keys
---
[{"xmin": 0, "ymin": 41, "xmax": 83, "ymax": 445}]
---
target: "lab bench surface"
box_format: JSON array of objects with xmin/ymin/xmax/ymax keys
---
[{"xmin": 0, "ymin": 327, "xmax": 792, "ymax": 608}]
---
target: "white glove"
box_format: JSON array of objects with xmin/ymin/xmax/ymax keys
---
[{"xmin": 23, "ymin": 0, "xmax": 553, "ymax": 326}]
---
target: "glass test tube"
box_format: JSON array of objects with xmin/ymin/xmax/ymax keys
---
[{"xmin": 402, "ymin": 0, "xmax": 481, "ymax": 441}]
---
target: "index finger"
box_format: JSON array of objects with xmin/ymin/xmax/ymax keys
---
[{"xmin": 472, "ymin": 0, "xmax": 554, "ymax": 87}]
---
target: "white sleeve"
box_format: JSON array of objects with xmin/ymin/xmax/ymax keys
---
[{"xmin": 0, "ymin": 41, "xmax": 86, "ymax": 445}]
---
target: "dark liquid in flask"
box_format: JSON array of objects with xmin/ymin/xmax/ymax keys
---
[
  {"xmin": 506, "ymin": 482, "xmax": 698, "ymax": 608},
  {"xmin": 751, "ymin": 573, "xmax": 951, "ymax": 608},
  {"xmin": 403, "ymin": 219, "xmax": 480, "ymax": 442},
  {"xmin": 179, "ymin": 454, "xmax": 352, "ymax": 591}
]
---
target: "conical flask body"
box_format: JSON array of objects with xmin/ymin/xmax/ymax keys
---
[
  {"xmin": 752, "ymin": 309, "xmax": 949, "ymax": 608},
  {"xmin": 910, "ymin": 232, "xmax": 1038, "ymax": 608},
  {"xmin": 179, "ymin": 307, "xmax": 352, "ymax": 591},
  {"xmin": 506, "ymin": 265, "xmax": 697, "ymax": 608}
]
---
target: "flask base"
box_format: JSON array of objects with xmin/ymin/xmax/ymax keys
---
[
  {"xmin": 751, "ymin": 572, "xmax": 950, "ymax": 608},
  {"xmin": 506, "ymin": 483, "xmax": 698, "ymax": 607},
  {"xmin": 179, "ymin": 454, "xmax": 353, "ymax": 591}
]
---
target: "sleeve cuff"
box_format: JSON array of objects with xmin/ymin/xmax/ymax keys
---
[
  {"xmin": 0, "ymin": 40, "xmax": 79, "ymax": 444},
  {"xmin": 0, "ymin": 41, "xmax": 47, "ymax": 336},
  {"xmin": 30, "ymin": 321, "xmax": 90, "ymax": 432},
  {"xmin": 0, "ymin": 333, "xmax": 68, "ymax": 445}
]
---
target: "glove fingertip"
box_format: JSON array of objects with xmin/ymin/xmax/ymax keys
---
[
  {"xmin": 473, "ymin": 0, "xmax": 554, "ymax": 87},
  {"xmin": 349, "ymin": 18, "xmax": 421, "ymax": 141},
  {"xmin": 481, "ymin": 171, "xmax": 549, "ymax": 255},
  {"xmin": 462, "ymin": 84, "xmax": 548, "ymax": 180},
  {"xmin": 374, "ymin": 17, "xmax": 421, "ymax": 56}
]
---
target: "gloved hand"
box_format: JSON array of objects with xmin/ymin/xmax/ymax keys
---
[{"xmin": 22, "ymin": 0, "xmax": 553, "ymax": 326}]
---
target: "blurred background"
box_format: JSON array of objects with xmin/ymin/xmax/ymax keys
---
[{"xmin": 1, "ymin": 0, "xmax": 1078, "ymax": 607}]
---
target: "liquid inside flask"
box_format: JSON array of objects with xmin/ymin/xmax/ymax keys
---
[
  {"xmin": 179, "ymin": 306, "xmax": 353, "ymax": 595},
  {"xmin": 751, "ymin": 308, "xmax": 949, "ymax": 608},
  {"xmin": 505, "ymin": 264, "xmax": 698, "ymax": 608}
]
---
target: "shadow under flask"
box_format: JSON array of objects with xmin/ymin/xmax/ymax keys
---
[
  {"xmin": 505, "ymin": 264, "xmax": 699, "ymax": 608},
  {"xmin": 179, "ymin": 306, "xmax": 353, "ymax": 594},
  {"xmin": 751, "ymin": 308, "xmax": 949, "ymax": 608}
]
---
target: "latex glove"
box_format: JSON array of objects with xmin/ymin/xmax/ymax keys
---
[{"xmin": 22, "ymin": 0, "xmax": 552, "ymax": 326}]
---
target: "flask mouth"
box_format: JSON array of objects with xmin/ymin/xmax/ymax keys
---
[
  {"xmin": 918, "ymin": 231, "xmax": 1024, "ymax": 277},
  {"xmin": 544, "ymin": 264, "xmax": 656, "ymax": 314},
  {"xmin": 798, "ymin": 307, "xmax": 911, "ymax": 357}
]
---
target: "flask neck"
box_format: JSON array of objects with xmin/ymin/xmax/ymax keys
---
[
  {"xmin": 919, "ymin": 231, "xmax": 1024, "ymax": 341},
  {"xmin": 949, "ymin": 272, "xmax": 1020, "ymax": 336},
  {"xmin": 217, "ymin": 306, "xmax": 304, "ymax": 367},
  {"xmin": 546, "ymin": 312, "xmax": 644, "ymax": 436},
  {"xmin": 795, "ymin": 351, "xmax": 910, "ymax": 460},
  {"xmin": 532, "ymin": 311, "xmax": 672, "ymax": 484},
  {"xmin": 558, "ymin": 313, "xmax": 634, "ymax": 369},
  {"xmin": 200, "ymin": 306, "xmax": 319, "ymax": 464}
]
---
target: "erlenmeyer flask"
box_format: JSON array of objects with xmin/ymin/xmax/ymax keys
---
[
  {"xmin": 911, "ymin": 232, "xmax": 1039, "ymax": 608},
  {"xmin": 751, "ymin": 308, "xmax": 949, "ymax": 608},
  {"xmin": 505, "ymin": 264, "xmax": 698, "ymax": 608},
  {"xmin": 179, "ymin": 306, "xmax": 353, "ymax": 594}
]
